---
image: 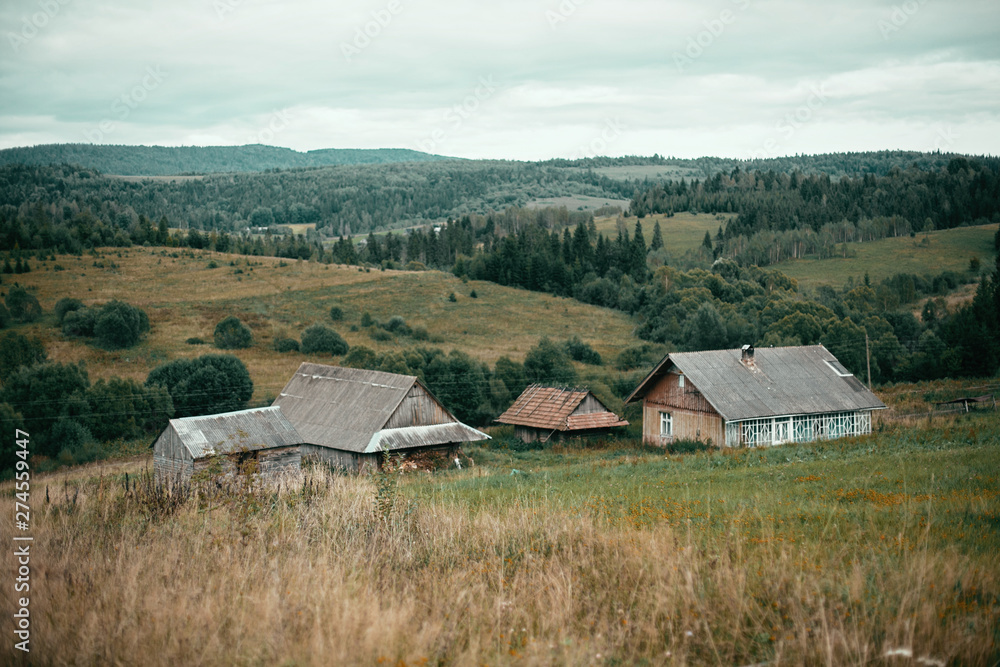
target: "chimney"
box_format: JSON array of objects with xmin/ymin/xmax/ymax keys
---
[{"xmin": 741, "ymin": 344, "xmax": 755, "ymax": 366}]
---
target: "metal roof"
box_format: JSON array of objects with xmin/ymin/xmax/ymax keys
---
[
  {"xmin": 496, "ymin": 384, "xmax": 628, "ymax": 432},
  {"xmin": 273, "ymin": 363, "xmax": 489, "ymax": 453},
  {"xmin": 365, "ymin": 423, "xmax": 490, "ymax": 453},
  {"xmin": 168, "ymin": 406, "xmax": 302, "ymax": 459},
  {"xmin": 626, "ymin": 345, "xmax": 887, "ymax": 421}
]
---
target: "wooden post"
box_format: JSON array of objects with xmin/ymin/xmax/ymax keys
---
[{"xmin": 865, "ymin": 332, "xmax": 872, "ymax": 391}]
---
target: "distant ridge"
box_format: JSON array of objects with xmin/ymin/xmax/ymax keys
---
[{"xmin": 0, "ymin": 143, "xmax": 456, "ymax": 176}]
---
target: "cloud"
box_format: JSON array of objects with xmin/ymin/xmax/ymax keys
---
[{"xmin": 1, "ymin": 0, "xmax": 998, "ymax": 158}]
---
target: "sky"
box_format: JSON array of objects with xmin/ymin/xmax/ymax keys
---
[{"xmin": 1, "ymin": 0, "xmax": 998, "ymax": 161}]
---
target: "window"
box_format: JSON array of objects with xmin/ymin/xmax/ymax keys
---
[
  {"xmin": 660, "ymin": 411, "xmax": 673, "ymax": 437},
  {"xmin": 678, "ymin": 374, "xmax": 685, "ymax": 388}
]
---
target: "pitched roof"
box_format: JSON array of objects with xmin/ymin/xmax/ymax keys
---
[
  {"xmin": 496, "ymin": 384, "xmax": 628, "ymax": 432},
  {"xmin": 168, "ymin": 406, "xmax": 302, "ymax": 459},
  {"xmin": 626, "ymin": 345, "xmax": 886, "ymax": 421},
  {"xmin": 273, "ymin": 363, "xmax": 489, "ymax": 453}
]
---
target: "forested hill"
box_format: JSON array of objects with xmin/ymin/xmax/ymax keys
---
[{"xmin": 0, "ymin": 144, "xmax": 454, "ymax": 176}]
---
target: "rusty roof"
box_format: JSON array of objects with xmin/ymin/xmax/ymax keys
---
[
  {"xmin": 496, "ymin": 384, "xmax": 628, "ymax": 432},
  {"xmin": 626, "ymin": 345, "xmax": 887, "ymax": 421},
  {"xmin": 167, "ymin": 406, "xmax": 302, "ymax": 460},
  {"xmin": 273, "ymin": 363, "xmax": 488, "ymax": 453}
]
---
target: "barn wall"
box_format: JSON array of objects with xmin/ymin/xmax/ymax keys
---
[
  {"xmin": 153, "ymin": 427, "xmax": 194, "ymax": 484},
  {"xmin": 257, "ymin": 446, "xmax": 301, "ymax": 476},
  {"xmin": 572, "ymin": 394, "xmax": 606, "ymax": 416},
  {"xmin": 301, "ymin": 444, "xmax": 361, "ymax": 473},
  {"xmin": 385, "ymin": 385, "xmax": 453, "ymax": 429},
  {"xmin": 515, "ymin": 426, "xmax": 547, "ymax": 443},
  {"xmin": 642, "ymin": 372, "xmax": 723, "ymax": 447}
]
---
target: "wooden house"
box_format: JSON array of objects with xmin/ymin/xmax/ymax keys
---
[
  {"xmin": 496, "ymin": 384, "xmax": 629, "ymax": 443},
  {"xmin": 272, "ymin": 363, "xmax": 490, "ymax": 472},
  {"xmin": 153, "ymin": 406, "xmax": 302, "ymax": 484},
  {"xmin": 626, "ymin": 345, "xmax": 886, "ymax": 448}
]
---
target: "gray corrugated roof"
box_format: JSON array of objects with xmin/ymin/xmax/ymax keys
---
[
  {"xmin": 627, "ymin": 345, "xmax": 886, "ymax": 421},
  {"xmin": 365, "ymin": 423, "xmax": 490, "ymax": 453},
  {"xmin": 169, "ymin": 406, "xmax": 302, "ymax": 459},
  {"xmin": 273, "ymin": 363, "xmax": 488, "ymax": 453}
]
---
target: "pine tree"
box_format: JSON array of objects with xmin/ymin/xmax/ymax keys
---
[{"xmin": 650, "ymin": 221, "xmax": 663, "ymax": 250}]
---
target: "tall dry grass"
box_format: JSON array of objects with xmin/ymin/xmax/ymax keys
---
[{"xmin": 2, "ymin": 461, "xmax": 996, "ymax": 666}]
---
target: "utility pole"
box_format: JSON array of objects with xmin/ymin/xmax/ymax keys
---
[{"xmin": 865, "ymin": 332, "xmax": 872, "ymax": 391}]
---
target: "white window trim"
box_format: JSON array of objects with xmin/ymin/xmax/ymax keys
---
[{"xmin": 659, "ymin": 411, "xmax": 673, "ymax": 438}]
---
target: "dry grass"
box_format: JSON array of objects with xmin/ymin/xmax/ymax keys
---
[
  {"xmin": 9, "ymin": 247, "xmax": 638, "ymax": 401},
  {"xmin": 3, "ymin": 416, "xmax": 997, "ymax": 666}
]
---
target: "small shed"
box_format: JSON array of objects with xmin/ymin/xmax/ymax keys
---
[
  {"xmin": 626, "ymin": 345, "xmax": 887, "ymax": 448},
  {"xmin": 496, "ymin": 384, "xmax": 629, "ymax": 443},
  {"xmin": 272, "ymin": 363, "xmax": 490, "ymax": 472},
  {"xmin": 153, "ymin": 406, "xmax": 302, "ymax": 484}
]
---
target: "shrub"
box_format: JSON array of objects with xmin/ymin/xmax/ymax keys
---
[
  {"xmin": 94, "ymin": 300, "xmax": 150, "ymax": 349},
  {"xmin": 524, "ymin": 337, "xmax": 577, "ymax": 386},
  {"xmin": 448, "ymin": 292, "xmax": 457, "ymax": 302},
  {"xmin": 301, "ymin": 325, "xmax": 349, "ymax": 356},
  {"xmin": 344, "ymin": 346, "xmax": 378, "ymax": 369},
  {"xmin": 214, "ymin": 316, "xmax": 254, "ymax": 349},
  {"xmin": 273, "ymin": 337, "xmax": 300, "ymax": 353},
  {"xmin": 145, "ymin": 354, "xmax": 253, "ymax": 418},
  {"xmin": 470, "ymin": 290, "xmax": 478, "ymax": 299},
  {"xmin": 368, "ymin": 328, "xmax": 393, "ymax": 342},
  {"xmin": 186, "ymin": 337, "xmax": 206, "ymax": 345},
  {"xmin": 0, "ymin": 331, "xmax": 46, "ymax": 383},
  {"xmin": 360, "ymin": 312, "xmax": 374, "ymax": 327},
  {"xmin": 329, "ymin": 306, "xmax": 344, "ymax": 321},
  {"xmin": 564, "ymin": 336, "xmax": 603, "ymax": 365},
  {"xmin": 62, "ymin": 308, "xmax": 97, "ymax": 337},
  {"xmin": 85, "ymin": 377, "xmax": 173, "ymax": 441},
  {"xmin": 0, "ymin": 304, "xmax": 9, "ymax": 329},
  {"xmin": 0, "ymin": 362, "xmax": 91, "ymax": 457},
  {"xmin": 4, "ymin": 285, "xmax": 42, "ymax": 322},
  {"xmin": 54, "ymin": 297, "xmax": 85, "ymax": 324}
]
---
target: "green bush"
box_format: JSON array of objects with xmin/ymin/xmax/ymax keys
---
[
  {"xmin": 524, "ymin": 337, "xmax": 577, "ymax": 386},
  {"xmin": 94, "ymin": 300, "xmax": 150, "ymax": 349},
  {"xmin": 564, "ymin": 336, "xmax": 603, "ymax": 366},
  {"xmin": 273, "ymin": 337, "xmax": 300, "ymax": 353},
  {"xmin": 145, "ymin": 354, "xmax": 253, "ymax": 418},
  {"xmin": 329, "ymin": 306, "xmax": 344, "ymax": 321},
  {"xmin": 0, "ymin": 362, "xmax": 91, "ymax": 458},
  {"xmin": 214, "ymin": 316, "xmax": 254, "ymax": 349},
  {"xmin": 0, "ymin": 331, "xmax": 46, "ymax": 383},
  {"xmin": 0, "ymin": 303, "xmax": 9, "ymax": 329},
  {"xmin": 4, "ymin": 285, "xmax": 41, "ymax": 323},
  {"xmin": 343, "ymin": 345, "xmax": 377, "ymax": 368},
  {"xmin": 301, "ymin": 325, "xmax": 349, "ymax": 356},
  {"xmin": 186, "ymin": 337, "xmax": 206, "ymax": 345},
  {"xmin": 62, "ymin": 308, "xmax": 97, "ymax": 337},
  {"xmin": 54, "ymin": 297, "xmax": 85, "ymax": 324}
]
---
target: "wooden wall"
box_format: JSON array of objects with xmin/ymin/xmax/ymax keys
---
[
  {"xmin": 386, "ymin": 385, "xmax": 453, "ymax": 429},
  {"xmin": 302, "ymin": 444, "xmax": 361, "ymax": 473},
  {"xmin": 153, "ymin": 426, "xmax": 193, "ymax": 484},
  {"xmin": 642, "ymin": 371, "xmax": 724, "ymax": 447}
]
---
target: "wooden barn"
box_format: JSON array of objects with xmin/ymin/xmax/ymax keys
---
[
  {"xmin": 272, "ymin": 363, "xmax": 490, "ymax": 472},
  {"xmin": 152, "ymin": 406, "xmax": 303, "ymax": 484},
  {"xmin": 626, "ymin": 345, "xmax": 886, "ymax": 448},
  {"xmin": 496, "ymin": 384, "xmax": 629, "ymax": 443}
]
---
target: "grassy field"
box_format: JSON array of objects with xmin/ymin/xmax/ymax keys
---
[
  {"xmin": 773, "ymin": 225, "xmax": 996, "ymax": 291},
  {"xmin": 6, "ymin": 247, "xmax": 639, "ymax": 401},
  {"xmin": 525, "ymin": 195, "xmax": 630, "ymax": 212},
  {"xmin": 596, "ymin": 212, "xmax": 733, "ymax": 256},
  {"xmin": 3, "ymin": 412, "xmax": 996, "ymax": 665}
]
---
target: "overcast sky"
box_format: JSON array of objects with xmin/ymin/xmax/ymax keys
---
[{"xmin": 1, "ymin": 0, "xmax": 998, "ymax": 160}]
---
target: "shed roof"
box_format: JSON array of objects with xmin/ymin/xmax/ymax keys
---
[
  {"xmin": 167, "ymin": 406, "xmax": 302, "ymax": 459},
  {"xmin": 273, "ymin": 363, "xmax": 489, "ymax": 453},
  {"xmin": 496, "ymin": 384, "xmax": 628, "ymax": 432},
  {"xmin": 626, "ymin": 345, "xmax": 886, "ymax": 421}
]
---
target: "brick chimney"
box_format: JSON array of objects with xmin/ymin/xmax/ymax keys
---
[{"xmin": 741, "ymin": 344, "xmax": 755, "ymax": 367}]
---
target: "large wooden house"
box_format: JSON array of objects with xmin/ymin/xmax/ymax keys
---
[
  {"xmin": 153, "ymin": 406, "xmax": 303, "ymax": 484},
  {"xmin": 496, "ymin": 384, "xmax": 629, "ymax": 443},
  {"xmin": 273, "ymin": 363, "xmax": 490, "ymax": 471},
  {"xmin": 626, "ymin": 345, "xmax": 886, "ymax": 448}
]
